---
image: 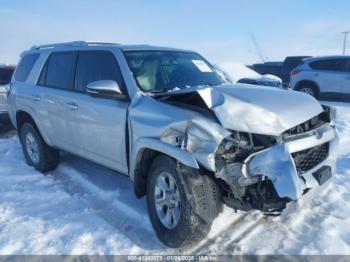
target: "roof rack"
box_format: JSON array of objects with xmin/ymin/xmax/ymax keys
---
[
  {"xmin": 87, "ymin": 42, "xmax": 120, "ymax": 46},
  {"xmin": 30, "ymin": 41, "xmax": 120, "ymax": 50}
]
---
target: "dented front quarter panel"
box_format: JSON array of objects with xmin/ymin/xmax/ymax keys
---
[{"xmin": 128, "ymin": 95, "xmax": 230, "ymax": 180}]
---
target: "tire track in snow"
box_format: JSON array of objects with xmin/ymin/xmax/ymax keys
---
[{"xmin": 189, "ymin": 212, "xmax": 264, "ymax": 254}]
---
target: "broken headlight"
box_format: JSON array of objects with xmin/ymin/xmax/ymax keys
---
[
  {"xmin": 215, "ymin": 131, "xmax": 277, "ymax": 166},
  {"xmin": 215, "ymin": 131, "xmax": 277, "ymax": 196},
  {"xmin": 322, "ymin": 104, "xmax": 336, "ymax": 122}
]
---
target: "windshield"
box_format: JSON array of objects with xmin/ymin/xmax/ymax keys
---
[{"xmin": 123, "ymin": 50, "xmax": 226, "ymax": 93}]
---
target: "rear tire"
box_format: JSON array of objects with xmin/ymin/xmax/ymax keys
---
[
  {"xmin": 296, "ymin": 84, "xmax": 318, "ymax": 98},
  {"xmin": 146, "ymin": 155, "xmax": 221, "ymax": 248},
  {"xmin": 20, "ymin": 122, "xmax": 59, "ymax": 172}
]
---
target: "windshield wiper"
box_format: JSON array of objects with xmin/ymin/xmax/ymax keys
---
[
  {"xmin": 150, "ymin": 83, "xmax": 216, "ymax": 96},
  {"xmin": 150, "ymin": 86, "xmax": 181, "ymax": 95}
]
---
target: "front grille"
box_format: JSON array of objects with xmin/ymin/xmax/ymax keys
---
[{"xmin": 292, "ymin": 142, "xmax": 329, "ymax": 173}]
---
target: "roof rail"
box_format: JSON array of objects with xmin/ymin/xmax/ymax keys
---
[
  {"xmin": 31, "ymin": 41, "xmax": 87, "ymax": 50},
  {"xmin": 86, "ymin": 42, "xmax": 120, "ymax": 46},
  {"xmin": 30, "ymin": 41, "xmax": 120, "ymax": 50}
]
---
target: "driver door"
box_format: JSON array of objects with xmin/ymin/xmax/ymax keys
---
[{"xmin": 68, "ymin": 50, "xmax": 129, "ymax": 174}]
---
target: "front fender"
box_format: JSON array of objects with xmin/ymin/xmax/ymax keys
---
[{"xmin": 130, "ymin": 137, "xmax": 199, "ymax": 181}]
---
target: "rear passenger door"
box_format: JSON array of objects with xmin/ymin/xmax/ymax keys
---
[
  {"xmin": 38, "ymin": 51, "xmax": 79, "ymax": 153},
  {"xmin": 70, "ymin": 50, "xmax": 129, "ymax": 174},
  {"xmin": 310, "ymin": 59, "xmax": 349, "ymax": 96}
]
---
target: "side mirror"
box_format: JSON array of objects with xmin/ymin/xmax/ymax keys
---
[{"xmin": 86, "ymin": 80, "xmax": 128, "ymax": 100}]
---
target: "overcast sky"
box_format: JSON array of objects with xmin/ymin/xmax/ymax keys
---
[{"xmin": 1, "ymin": 0, "xmax": 350, "ymax": 64}]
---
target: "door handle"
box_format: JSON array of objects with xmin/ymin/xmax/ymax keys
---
[
  {"xmin": 345, "ymin": 76, "xmax": 350, "ymax": 80},
  {"xmin": 31, "ymin": 95, "xmax": 41, "ymax": 101},
  {"xmin": 66, "ymin": 102, "xmax": 78, "ymax": 110},
  {"xmin": 45, "ymin": 98, "xmax": 55, "ymax": 104}
]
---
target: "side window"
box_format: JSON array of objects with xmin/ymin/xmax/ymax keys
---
[
  {"xmin": 41, "ymin": 52, "xmax": 77, "ymax": 89},
  {"xmin": 14, "ymin": 53, "xmax": 39, "ymax": 82},
  {"xmin": 327, "ymin": 59, "xmax": 346, "ymax": 72},
  {"xmin": 334, "ymin": 59, "xmax": 350, "ymax": 72},
  {"xmin": 309, "ymin": 60, "xmax": 330, "ymax": 70},
  {"xmin": 75, "ymin": 51, "xmax": 124, "ymax": 92},
  {"xmin": 310, "ymin": 59, "xmax": 349, "ymax": 72}
]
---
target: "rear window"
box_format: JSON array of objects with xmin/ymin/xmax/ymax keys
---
[
  {"xmin": 14, "ymin": 53, "xmax": 39, "ymax": 82},
  {"xmin": 0, "ymin": 68, "xmax": 14, "ymax": 85},
  {"xmin": 309, "ymin": 59, "xmax": 350, "ymax": 72},
  {"xmin": 39, "ymin": 52, "xmax": 77, "ymax": 89}
]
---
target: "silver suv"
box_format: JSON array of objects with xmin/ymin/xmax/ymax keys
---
[
  {"xmin": 8, "ymin": 42, "xmax": 338, "ymax": 247},
  {"xmin": 290, "ymin": 55, "xmax": 350, "ymax": 99}
]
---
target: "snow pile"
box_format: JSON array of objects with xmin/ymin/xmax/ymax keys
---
[
  {"xmin": 0, "ymin": 137, "xmax": 154, "ymax": 254},
  {"xmin": 0, "ymin": 101, "xmax": 349, "ymax": 255}
]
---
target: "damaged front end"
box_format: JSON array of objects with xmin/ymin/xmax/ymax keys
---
[
  {"xmin": 132, "ymin": 85, "xmax": 338, "ymax": 216},
  {"xmin": 213, "ymin": 107, "xmax": 338, "ymax": 215},
  {"xmin": 214, "ymin": 132, "xmax": 288, "ymax": 214}
]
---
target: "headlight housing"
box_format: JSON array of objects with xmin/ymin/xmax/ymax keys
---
[
  {"xmin": 215, "ymin": 131, "xmax": 277, "ymax": 178},
  {"xmin": 322, "ymin": 104, "xmax": 336, "ymax": 122}
]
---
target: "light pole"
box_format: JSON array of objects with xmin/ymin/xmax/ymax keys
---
[{"xmin": 342, "ymin": 31, "xmax": 350, "ymax": 55}]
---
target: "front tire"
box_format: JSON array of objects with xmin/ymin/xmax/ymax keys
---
[
  {"xmin": 146, "ymin": 155, "xmax": 221, "ymax": 248},
  {"xmin": 20, "ymin": 123, "xmax": 59, "ymax": 172}
]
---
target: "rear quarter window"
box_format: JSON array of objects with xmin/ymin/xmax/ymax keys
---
[
  {"xmin": 14, "ymin": 53, "xmax": 39, "ymax": 82},
  {"xmin": 309, "ymin": 60, "xmax": 328, "ymax": 70}
]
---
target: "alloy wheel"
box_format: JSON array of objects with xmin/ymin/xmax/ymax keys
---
[
  {"xmin": 154, "ymin": 171, "xmax": 181, "ymax": 229},
  {"xmin": 25, "ymin": 132, "xmax": 40, "ymax": 164}
]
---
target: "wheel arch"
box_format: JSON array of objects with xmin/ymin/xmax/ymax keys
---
[
  {"xmin": 132, "ymin": 139, "xmax": 200, "ymax": 198},
  {"xmin": 15, "ymin": 110, "xmax": 53, "ymax": 146},
  {"xmin": 295, "ymin": 80, "xmax": 320, "ymax": 95}
]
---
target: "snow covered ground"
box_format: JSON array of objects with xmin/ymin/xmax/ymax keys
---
[{"xmin": 0, "ymin": 101, "xmax": 349, "ymax": 255}]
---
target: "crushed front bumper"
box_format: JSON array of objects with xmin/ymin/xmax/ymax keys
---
[{"xmin": 243, "ymin": 124, "xmax": 338, "ymax": 201}]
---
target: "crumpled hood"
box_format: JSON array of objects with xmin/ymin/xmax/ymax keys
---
[{"xmin": 196, "ymin": 84, "xmax": 323, "ymax": 136}]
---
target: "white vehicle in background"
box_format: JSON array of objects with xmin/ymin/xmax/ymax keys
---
[
  {"xmin": 216, "ymin": 62, "xmax": 283, "ymax": 88},
  {"xmin": 290, "ymin": 56, "xmax": 350, "ymax": 99},
  {"xmin": 0, "ymin": 65, "xmax": 15, "ymax": 123}
]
